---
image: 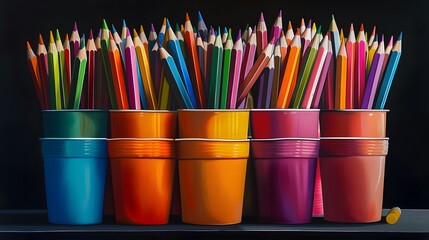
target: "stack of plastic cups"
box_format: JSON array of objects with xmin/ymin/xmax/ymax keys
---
[
  {"xmin": 319, "ymin": 109, "xmax": 389, "ymax": 223},
  {"xmin": 176, "ymin": 109, "xmax": 250, "ymax": 225},
  {"xmin": 108, "ymin": 110, "xmax": 177, "ymax": 225},
  {"xmin": 250, "ymin": 109, "xmax": 320, "ymax": 224},
  {"xmin": 40, "ymin": 110, "xmax": 109, "ymax": 225}
]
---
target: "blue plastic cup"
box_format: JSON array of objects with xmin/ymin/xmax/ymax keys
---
[{"xmin": 40, "ymin": 138, "xmax": 107, "ymax": 225}]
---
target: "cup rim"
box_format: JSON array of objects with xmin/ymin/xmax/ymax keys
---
[
  {"xmin": 250, "ymin": 137, "xmax": 320, "ymax": 141},
  {"xmin": 250, "ymin": 108, "xmax": 320, "ymax": 112},
  {"xmin": 175, "ymin": 138, "xmax": 250, "ymax": 142},
  {"xmin": 109, "ymin": 109, "xmax": 176, "ymax": 113},
  {"xmin": 108, "ymin": 138, "xmax": 175, "ymax": 141},
  {"xmin": 320, "ymin": 137, "xmax": 389, "ymax": 140},
  {"xmin": 41, "ymin": 109, "xmax": 108, "ymax": 112},
  {"xmin": 39, "ymin": 138, "xmax": 107, "ymax": 140},
  {"xmin": 319, "ymin": 109, "xmax": 389, "ymax": 112},
  {"xmin": 177, "ymin": 109, "xmax": 250, "ymax": 112}
]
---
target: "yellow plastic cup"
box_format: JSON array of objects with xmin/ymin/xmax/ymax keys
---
[
  {"xmin": 176, "ymin": 138, "xmax": 250, "ymax": 225},
  {"xmin": 177, "ymin": 109, "xmax": 250, "ymax": 139}
]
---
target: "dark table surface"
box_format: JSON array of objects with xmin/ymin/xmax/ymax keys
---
[{"xmin": 0, "ymin": 209, "xmax": 427, "ymax": 240}]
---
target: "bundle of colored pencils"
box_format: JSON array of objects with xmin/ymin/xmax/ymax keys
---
[{"xmin": 26, "ymin": 12, "xmax": 402, "ymax": 110}]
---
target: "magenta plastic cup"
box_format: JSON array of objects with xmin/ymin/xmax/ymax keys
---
[{"xmin": 251, "ymin": 138, "xmax": 320, "ymax": 224}]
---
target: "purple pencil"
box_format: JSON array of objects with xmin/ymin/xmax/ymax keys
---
[
  {"xmin": 263, "ymin": 55, "xmax": 275, "ymax": 108},
  {"xmin": 269, "ymin": 10, "xmax": 283, "ymax": 44},
  {"xmin": 361, "ymin": 35, "xmax": 386, "ymax": 109},
  {"xmin": 125, "ymin": 29, "xmax": 141, "ymax": 109}
]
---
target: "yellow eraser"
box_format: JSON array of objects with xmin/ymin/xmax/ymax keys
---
[{"xmin": 386, "ymin": 207, "xmax": 401, "ymax": 224}]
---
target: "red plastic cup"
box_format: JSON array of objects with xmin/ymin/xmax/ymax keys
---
[
  {"xmin": 320, "ymin": 109, "xmax": 388, "ymax": 137},
  {"xmin": 319, "ymin": 137, "xmax": 389, "ymax": 223}
]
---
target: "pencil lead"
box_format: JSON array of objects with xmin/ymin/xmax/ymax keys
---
[
  {"xmin": 80, "ymin": 34, "xmax": 86, "ymax": 49},
  {"xmin": 165, "ymin": 18, "xmax": 171, "ymax": 29},
  {"xmin": 49, "ymin": 31, "xmax": 54, "ymax": 43},
  {"xmin": 89, "ymin": 29, "xmax": 94, "ymax": 40},
  {"xmin": 73, "ymin": 22, "xmax": 78, "ymax": 31},
  {"xmin": 39, "ymin": 34, "xmax": 44, "ymax": 45},
  {"xmin": 102, "ymin": 19, "xmax": 108, "ymax": 30},
  {"xmin": 111, "ymin": 24, "xmax": 118, "ymax": 33},
  {"xmin": 197, "ymin": 11, "xmax": 203, "ymax": 21},
  {"xmin": 175, "ymin": 23, "xmax": 180, "ymax": 32},
  {"xmin": 133, "ymin": 28, "xmax": 139, "ymax": 38},
  {"xmin": 65, "ymin": 33, "xmax": 69, "ymax": 41},
  {"xmin": 228, "ymin": 28, "xmax": 232, "ymax": 40},
  {"xmin": 27, "ymin": 41, "xmax": 32, "ymax": 50},
  {"xmin": 259, "ymin": 12, "xmax": 265, "ymax": 22},
  {"xmin": 122, "ymin": 19, "xmax": 127, "ymax": 28},
  {"xmin": 150, "ymin": 23, "xmax": 156, "ymax": 32},
  {"xmin": 185, "ymin": 12, "xmax": 190, "ymax": 22},
  {"xmin": 398, "ymin": 32, "xmax": 403, "ymax": 41},
  {"xmin": 55, "ymin": 29, "xmax": 61, "ymax": 41},
  {"xmin": 360, "ymin": 23, "xmax": 364, "ymax": 32}
]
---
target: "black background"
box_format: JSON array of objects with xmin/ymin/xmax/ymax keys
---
[{"xmin": 0, "ymin": 0, "xmax": 428, "ymax": 212}]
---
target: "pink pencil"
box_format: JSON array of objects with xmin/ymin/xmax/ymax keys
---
[
  {"xmin": 257, "ymin": 12, "xmax": 268, "ymax": 57},
  {"xmin": 312, "ymin": 32, "xmax": 333, "ymax": 109},
  {"xmin": 269, "ymin": 10, "xmax": 283, "ymax": 43},
  {"xmin": 301, "ymin": 33, "xmax": 328, "ymax": 109},
  {"xmin": 240, "ymin": 29, "xmax": 257, "ymax": 83},
  {"xmin": 227, "ymin": 30, "xmax": 243, "ymax": 109},
  {"xmin": 355, "ymin": 23, "xmax": 366, "ymax": 108},
  {"xmin": 125, "ymin": 29, "xmax": 141, "ymax": 109},
  {"xmin": 345, "ymin": 23, "xmax": 356, "ymax": 109},
  {"xmin": 324, "ymin": 32, "xmax": 336, "ymax": 109},
  {"xmin": 361, "ymin": 35, "xmax": 385, "ymax": 109},
  {"xmin": 301, "ymin": 20, "xmax": 312, "ymax": 57}
]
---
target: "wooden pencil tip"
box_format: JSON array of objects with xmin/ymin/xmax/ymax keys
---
[
  {"xmin": 360, "ymin": 23, "xmax": 364, "ymax": 32},
  {"xmin": 122, "ymin": 19, "xmax": 127, "ymax": 28},
  {"xmin": 49, "ymin": 31, "xmax": 54, "ymax": 43},
  {"xmin": 388, "ymin": 35, "xmax": 394, "ymax": 45},
  {"xmin": 39, "ymin": 34, "xmax": 44, "ymax": 45},
  {"xmin": 381, "ymin": 34, "xmax": 384, "ymax": 42},
  {"xmin": 150, "ymin": 23, "xmax": 156, "ymax": 32},
  {"xmin": 317, "ymin": 25, "xmax": 322, "ymax": 34},
  {"xmin": 398, "ymin": 32, "xmax": 403, "ymax": 40},
  {"xmin": 65, "ymin": 33, "xmax": 69, "ymax": 41},
  {"xmin": 97, "ymin": 29, "xmax": 102, "ymax": 38},
  {"xmin": 288, "ymin": 21, "xmax": 292, "ymax": 29},
  {"xmin": 236, "ymin": 29, "xmax": 242, "ymax": 41},
  {"xmin": 133, "ymin": 28, "xmax": 138, "ymax": 38},
  {"xmin": 278, "ymin": 10, "xmax": 282, "ymax": 17},
  {"xmin": 372, "ymin": 26, "xmax": 376, "ymax": 35},
  {"xmin": 259, "ymin": 12, "xmax": 264, "ymax": 22},
  {"xmin": 111, "ymin": 24, "xmax": 117, "ymax": 33},
  {"xmin": 307, "ymin": 19, "xmax": 312, "ymax": 28},
  {"xmin": 163, "ymin": 17, "xmax": 167, "ymax": 25},
  {"xmin": 175, "ymin": 23, "xmax": 180, "ymax": 32},
  {"xmin": 139, "ymin": 25, "xmax": 144, "ymax": 33},
  {"xmin": 26, "ymin": 41, "xmax": 31, "ymax": 49},
  {"xmin": 165, "ymin": 18, "xmax": 171, "ymax": 29},
  {"xmin": 197, "ymin": 11, "xmax": 203, "ymax": 21},
  {"xmin": 350, "ymin": 23, "xmax": 354, "ymax": 31},
  {"xmin": 55, "ymin": 29, "xmax": 61, "ymax": 41},
  {"xmin": 89, "ymin": 29, "xmax": 94, "ymax": 40},
  {"xmin": 80, "ymin": 34, "xmax": 86, "ymax": 49},
  {"xmin": 74, "ymin": 22, "xmax": 78, "ymax": 31},
  {"xmin": 185, "ymin": 12, "xmax": 190, "ymax": 21},
  {"xmin": 126, "ymin": 28, "xmax": 131, "ymax": 37}
]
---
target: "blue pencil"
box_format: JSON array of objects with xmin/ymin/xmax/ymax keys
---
[{"xmin": 374, "ymin": 32, "xmax": 402, "ymax": 109}]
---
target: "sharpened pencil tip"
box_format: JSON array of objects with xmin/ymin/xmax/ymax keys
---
[
  {"xmin": 307, "ymin": 19, "xmax": 312, "ymax": 28},
  {"xmin": 39, "ymin": 34, "xmax": 44, "ymax": 45},
  {"xmin": 175, "ymin": 23, "xmax": 180, "ymax": 32},
  {"xmin": 162, "ymin": 17, "xmax": 166, "ymax": 25},
  {"xmin": 49, "ymin": 31, "xmax": 54, "ymax": 43},
  {"xmin": 165, "ymin": 18, "xmax": 171, "ymax": 29},
  {"xmin": 55, "ymin": 29, "xmax": 61, "ymax": 41},
  {"xmin": 126, "ymin": 28, "xmax": 131, "ymax": 37},
  {"xmin": 89, "ymin": 29, "xmax": 94, "ymax": 40},
  {"xmin": 74, "ymin": 22, "xmax": 78, "ymax": 31},
  {"xmin": 259, "ymin": 12, "xmax": 264, "ymax": 22},
  {"xmin": 288, "ymin": 21, "xmax": 292, "ymax": 29},
  {"xmin": 371, "ymin": 26, "xmax": 376, "ymax": 35},
  {"xmin": 228, "ymin": 28, "xmax": 232, "ymax": 40},
  {"xmin": 122, "ymin": 19, "xmax": 127, "ymax": 28},
  {"xmin": 26, "ymin": 41, "xmax": 31, "ymax": 49},
  {"xmin": 139, "ymin": 25, "xmax": 144, "ymax": 33},
  {"xmin": 185, "ymin": 12, "xmax": 190, "ymax": 22},
  {"xmin": 278, "ymin": 10, "xmax": 282, "ymax": 17},
  {"xmin": 360, "ymin": 23, "xmax": 364, "ymax": 32},
  {"xmin": 381, "ymin": 34, "xmax": 384, "ymax": 42},
  {"xmin": 150, "ymin": 23, "xmax": 156, "ymax": 32},
  {"xmin": 111, "ymin": 24, "xmax": 117, "ymax": 33},
  {"xmin": 398, "ymin": 32, "xmax": 403, "ymax": 40},
  {"xmin": 350, "ymin": 23, "xmax": 354, "ymax": 31},
  {"xmin": 317, "ymin": 25, "xmax": 322, "ymax": 34},
  {"xmin": 65, "ymin": 33, "xmax": 69, "ymax": 41},
  {"xmin": 102, "ymin": 19, "xmax": 108, "ymax": 30},
  {"xmin": 133, "ymin": 28, "xmax": 138, "ymax": 38},
  {"xmin": 388, "ymin": 35, "xmax": 394, "ymax": 45},
  {"xmin": 236, "ymin": 30, "xmax": 242, "ymax": 41},
  {"xmin": 197, "ymin": 11, "xmax": 203, "ymax": 21},
  {"xmin": 97, "ymin": 29, "xmax": 102, "ymax": 38}
]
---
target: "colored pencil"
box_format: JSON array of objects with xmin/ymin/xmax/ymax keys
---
[
  {"xmin": 196, "ymin": 32, "xmax": 206, "ymax": 87},
  {"xmin": 330, "ymin": 15, "xmax": 341, "ymax": 57},
  {"xmin": 197, "ymin": 11, "xmax": 209, "ymax": 42},
  {"xmin": 139, "ymin": 25, "xmax": 150, "ymax": 59},
  {"xmin": 221, "ymin": 27, "xmax": 228, "ymax": 44},
  {"xmin": 166, "ymin": 19, "xmax": 197, "ymax": 108},
  {"xmin": 158, "ymin": 17, "xmax": 167, "ymax": 46},
  {"xmin": 68, "ymin": 36, "xmax": 87, "ymax": 109},
  {"xmin": 263, "ymin": 55, "xmax": 275, "ymax": 108},
  {"xmin": 134, "ymin": 29, "xmax": 157, "ymax": 109},
  {"xmin": 301, "ymin": 20, "xmax": 312, "ymax": 57},
  {"xmin": 300, "ymin": 18, "xmax": 306, "ymax": 35},
  {"xmin": 125, "ymin": 29, "xmax": 141, "ymax": 109},
  {"xmin": 155, "ymin": 42, "xmax": 171, "ymax": 110},
  {"xmin": 367, "ymin": 34, "xmax": 379, "ymax": 75},
  {"xmin": 94, "ymin": 29, "xmax": 109, "ymax": 109},
  {"xmin": 311, "ymin": 22, "xmax": 317, "ymax": 39},
  {"xmin": 86, "ymin": 30, "xmax": 96, "ymax": 109},
  {"xmin": 132, "ymin": 31, "xmax": 149, "ymax": 110},
  {"xmin": 175, "ymin": 23, "xmax": 187, "ymax": 64},
  {"xmin": 300, "ymin": 31, "xmax": 328, "ymax": 109},
  {"xmin": 208, "ymin": 28, "xmax": 224, "ymax": 109},
  {"xmin": 26, "ymin": 41, "xmax": 44, "ymax": 108},
  {"xmin": 63, "ymin": 34, "xmax": 72, "ymax": 104},
  {"xmin": 361, "ymin": 35, "xmax": 386, "ymax": 109},
  {"xmin": 55, "ymin": 29, "xmax": 68, "ymax": 108},
  {"xmin": 277, "ymin": 31, "xmax": 301, "ymax": 108},
  {"xmin": 279, "ymin": 30, "xmax": 288, "ymax": 61},
  {"xmin": 374, "ymin": 32, "xmax": 402, "ymax": 109},
  {"xmin": 220, "ymin": 29, "xmax": 232, "ymax": 109},
  {"xmin": 205, "ymin": 27, "xmax": 216, "ymax": 90},
  {"xmin": 48, "ymin": 31, "xmax": 61, "ymax": 109},
  {"xmin": 100, "ymin": 19, "xmax": 118, "ymax": 108},
  {"xmin": 184, "ymin": 12, "xmax": 205, "ymax": 108},
  {"xmin": 381, "ymin": 35, "xmax": 394, "ymax": 79},
  {"xmin": 159, "ymin": 46, "xmax": 194, "ymax": 109},
  {"xmin": 335, "ymin": 41, "xmax": 347, "ymax": 109},
  {"xmin": 355, "ymin": 23, "xmax": 366, "ymax": 108},
  {"xmin": 285, "ymin": 21, "xmax": 294, "ymax": 45},
  {"xmin": 257, "ymin": 12, "xmax": 268, "ymax": 57},
  {"xmin": 240, "ymin": 30, "xmax": 257, "ymax": 83},
  {"xmin": 227, "ymin": 30, "xmax": 243, "ymax": 109},
  {"xmin": 324, "ymin": 36, "xmax": 336, "ymax": 110},
  {"xmin": 108, "ymin": 32, "xmax": 129, "ymax": 109},
  {"xmin": 37, "ymin": 34, "xmax": 50, "ymax": 109},
  {"xmin": 312, "ymin": 32, "xmax": 333, "ymax": 109},
  {"xmin": 270, "ymin": 40, "xmax": 282, "ymax": 108},
  {"xmin": 292, "ymin": 26, "xmax": 320, "ymax": 108},
  {"xmin": 368, "ymin": 26, "xmax": 377, "ymax": 47},
  {"xmin": 70, "ymin": 22, "xmax": 80, "ymax": 61},
  {"xmin": 345, "ymin": 23, "xmax": 356, "ymax": 109},
  {"xmin": 237, "ymin": 37, "xmax": 275, "ymax": 104},
  {"xmin": 148, "ymin": 23, "xmax": 158, "ymax": 52}
]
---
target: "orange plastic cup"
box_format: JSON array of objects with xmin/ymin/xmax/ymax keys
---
[
  {"xmin": 319, "ymin": 137, "xmax": 389, "ymax": 223},
  {"xmin": 110, "ymin": 110, "xmax": 177, "ymax": 138},
  {"xmin": 320, "ymin": 109, "xmax": 388, "ymax": 137},
  {"xmin": 177, "ymin": 109, "xmax": 250, "ymax": 139},
  {"xmin": 176, "ymin": 138, "xmax": 249, "ymax": 225},
  {"xmin": 108, "ymin": 138, "xmax": 175, "ymax": 225}
]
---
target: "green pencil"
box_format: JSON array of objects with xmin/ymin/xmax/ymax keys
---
[
  {"xmin": 55, "ymin": 29, "xmax": 67, "ymax": 108},
  {"xmin": 48, "ymin": 31, "xmax": 61, "ymax": 109},
  {"xmin": 208, "ymin": 28, "xmax": 223, "ymax": 109},
  {"xmin": 100, "ymin": 19, "xmax": 118, "ymax": 109},
  {"xmin": 68, "ymin": 36, "xmax": 87, "ymax": 109},
  {"xmin": 220, "ymin": 28, "xmax": 232, "ymax": 109}
]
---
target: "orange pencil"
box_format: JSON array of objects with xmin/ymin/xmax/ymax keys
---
[
  {"xmin": 108, "ymin": 33, "xmax": 129, "ymax": 109},
  {"xmin": 335, "ymin": 41, "xmax": 347, "ymax": 109},
  {"xmin": 277, "ymin": 30, "xmax": 301, "ymax": 108},
  {"xmin": 27, "ymin": 41, "xmax": 44, "ymax": 108}
]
